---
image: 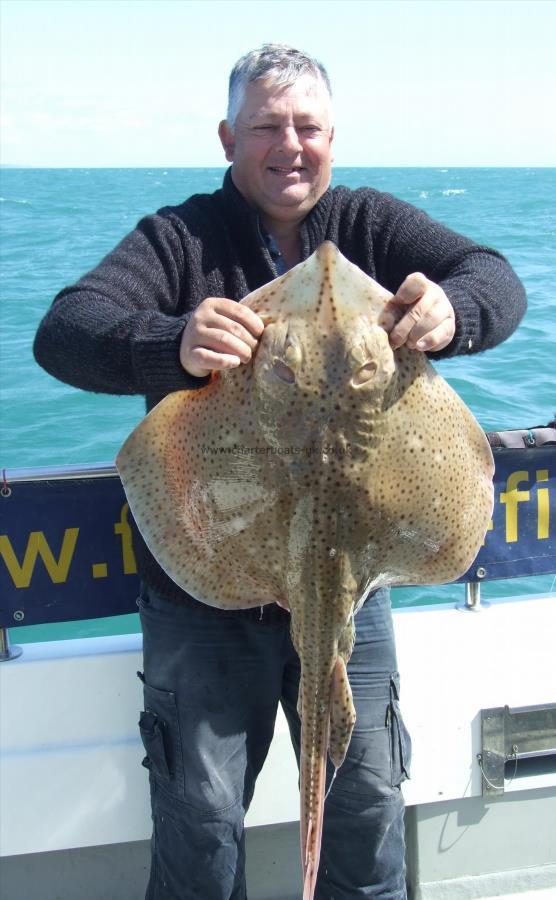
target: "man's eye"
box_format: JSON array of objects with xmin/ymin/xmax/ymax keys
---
[{"xmin": 252, "ymin": 125, "xmax": 277, "ymax": 132}]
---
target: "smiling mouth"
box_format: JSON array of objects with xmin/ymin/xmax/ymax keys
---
[{"xmin": 268, "ymin": 166, "xmax": 304, "ymax": 175}]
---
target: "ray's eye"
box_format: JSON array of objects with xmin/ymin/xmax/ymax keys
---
[
  {"xmin": 284, "ymin": 342, "xmax": 300, "ymax": 366},
  {"xmin": 351, "ymin": 360, "xmax": 378, "ymax": 388},
  {"xmin": 271, "ymin": 359, "xmax": 296, "ymax": 384}
]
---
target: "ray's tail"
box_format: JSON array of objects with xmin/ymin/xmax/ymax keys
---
[
  {"xmin": 300, "ymin": 656, "xmax": 355, "ymax": 900},
  {"xmin": 300, "ymin": 688, "xmax": 330, "ymax": 900}
]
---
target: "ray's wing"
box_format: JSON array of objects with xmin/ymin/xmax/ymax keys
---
[
  {"xmin": 116, "ymin": 371, "xmax": 289, "ymax": 609},
  {"xmin": 361, "ymin": 346, "xmax": 494, "ymax": 587}
]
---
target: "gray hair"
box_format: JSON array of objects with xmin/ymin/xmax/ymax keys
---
[{"xmin": 227, "ymin": 44, "xmax": 332, "ymax": 128}]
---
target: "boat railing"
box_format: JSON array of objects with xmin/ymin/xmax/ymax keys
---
[{"xmin": 1, "ymin": 438, "xmax": 555, "ymax": 660}]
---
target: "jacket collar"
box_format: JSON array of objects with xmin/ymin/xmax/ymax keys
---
[{"xmin": 221, "ymin": 167, "xmax": 334, "ymax": 261}]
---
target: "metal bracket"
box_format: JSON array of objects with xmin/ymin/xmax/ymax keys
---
[{"xmin": 479, "ymin": 703, "xmax": 556, "ymax": 795}]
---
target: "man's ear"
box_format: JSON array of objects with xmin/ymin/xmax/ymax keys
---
[{"xmin": 218, "ymin": 120, "xmax": 235, "ymax": 162}]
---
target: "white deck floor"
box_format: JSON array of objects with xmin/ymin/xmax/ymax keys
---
[{"xmin": 1, "ymin": 593, "xmax": 555, "ymax": 898}]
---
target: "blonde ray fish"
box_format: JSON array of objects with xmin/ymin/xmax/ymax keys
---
[{"xmin": 116, "ymin": 241, "xmax": 494, "ymax": 900}]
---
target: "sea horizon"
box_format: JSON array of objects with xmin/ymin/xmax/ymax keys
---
[{"xmin": 3, "ymin": 163, "xmax": 556, "ymax": 170}]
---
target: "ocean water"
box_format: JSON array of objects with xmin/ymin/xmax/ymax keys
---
[{"xmin": 1, "ymin": 167, "xmax": 554, "ymax": 643}]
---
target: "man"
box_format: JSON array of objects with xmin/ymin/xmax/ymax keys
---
[{"xmin": 34, "ymin": 44, "xmax": 526, "ymax": 900}]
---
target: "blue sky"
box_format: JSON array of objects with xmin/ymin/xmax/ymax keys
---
[{"xmin": 1, "ymin": 0, "xmax": 555, "ymax": 167}]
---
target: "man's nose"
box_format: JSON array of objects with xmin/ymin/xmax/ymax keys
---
[{"xmin": 278, "ymin": 125, "xmax": 303, "ymax": 154}]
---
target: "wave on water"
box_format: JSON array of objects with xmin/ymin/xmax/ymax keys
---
[
  {"xmin": 0, "ymin": 196, "xmax": 31, "ymax": 204},
  {"xmin": 442, "ymin": 188, "xmax": 466, "ymax": 196}
]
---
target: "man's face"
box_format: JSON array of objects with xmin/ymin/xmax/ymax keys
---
[{"xmin": 219, "ymin": 74, "xmax": 334, "ymax": 234}]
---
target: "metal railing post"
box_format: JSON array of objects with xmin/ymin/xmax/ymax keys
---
[
  {"xmin": 465, "ymin": 581, "xmax": 482, "ymax": 609},
  {"xmin": 458, "ymin": 567, "xmax": 489, "ymax": 611},
  {"xmin": 0, "ymin": 626, "xmax": 22, "ymax": 662}
]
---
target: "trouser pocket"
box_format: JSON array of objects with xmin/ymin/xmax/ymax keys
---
[
  {"xmin": 139, "ymin": 710, "xmax": 171, "ymax": 780},
  {"xmin": 388, "ymin": 672, "xmax": 411, "ymax": 786},
  {"xmin": 138, "ymin": 676, "xmax": 185, "ymax": 797}
]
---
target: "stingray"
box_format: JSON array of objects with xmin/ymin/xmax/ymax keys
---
[{"xmin": 116, "ymin": 242, "xmax": 494, "ymax": 899}]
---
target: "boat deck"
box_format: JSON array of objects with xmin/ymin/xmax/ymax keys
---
[{"xmin": 1, "ymin": 593, "xmax": 555, "ymax": 898}]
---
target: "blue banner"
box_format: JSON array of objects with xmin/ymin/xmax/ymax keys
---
[
  {"xmin": 0, "ymin": 474, "xmax": 139, "ymax": 627},
  {"xmin": 457, "ymin": 446, "xmax": 555, "ymax": 582},
  {"xmin": 1, "ymin": 446, "xmax": 554, "ymax": 628}
]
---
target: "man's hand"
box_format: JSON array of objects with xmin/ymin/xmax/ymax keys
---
[
  {"xmin": 387, "ymin": 273, "xmax": 455, "ymax": 353},
  {"xmin": 180, "ymin": 298, "xmax": 265, "ymax": 377}
]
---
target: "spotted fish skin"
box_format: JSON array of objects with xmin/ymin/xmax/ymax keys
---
[{"xmin": 116, "ymin": 242, "xmax": 494, "ymax": 900}]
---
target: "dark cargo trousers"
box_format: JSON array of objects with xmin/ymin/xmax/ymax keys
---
[{"xmin": 138, "ymin": 586, "xmax": 411, "ymax": 899}]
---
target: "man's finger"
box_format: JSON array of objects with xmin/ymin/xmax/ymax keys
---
[
  {"xmin": 197, "ymin": 326, "xmax": 255, "ymax": 363},
  {"xmin": 208, "ymin": 298, "xmax": 265, "ymax": 338},
  {"xmin": 404, "ymin": 297, "xmax": 454, "ymax": 348},
  {"xmin": 202, "ymin": 312, "xmax": 261, "ymax": 351},
  {"xmin": 389, "ymin": 298, "xmax": 433, "ymax": 348},
  {"xmin": 189, "ymin": 348, "xmax": 242, "ymax": 371},
  {"xmin": 414, "ymin": 317, "xmax": 456, "ymax": 352},
  {"xmin": 392, "ymin": 272, "xmax": 429, "ymax": 305}
]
